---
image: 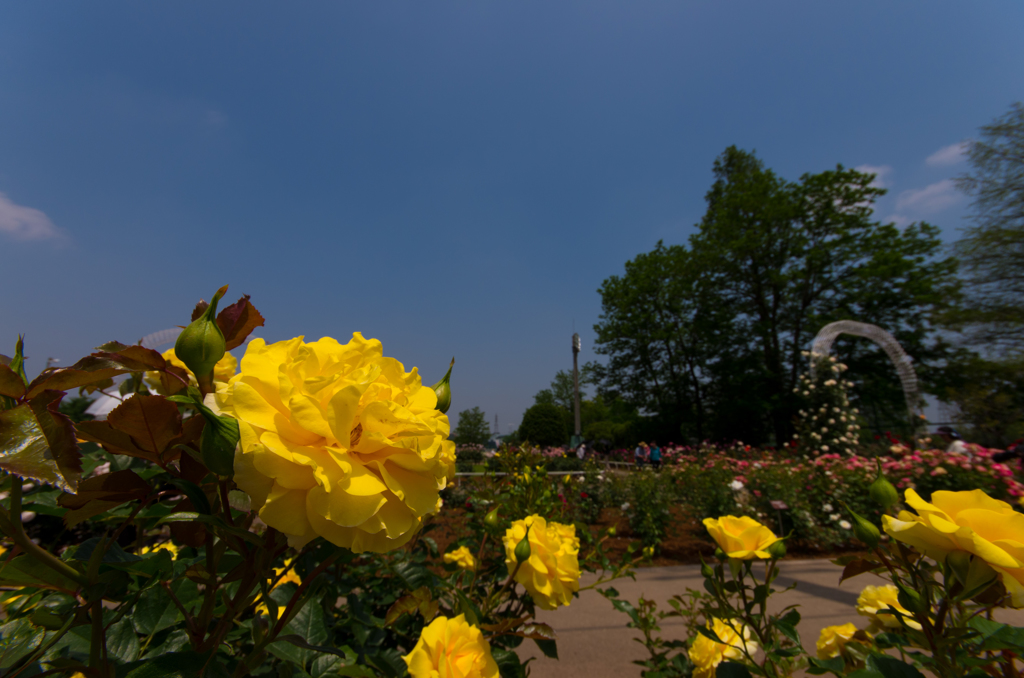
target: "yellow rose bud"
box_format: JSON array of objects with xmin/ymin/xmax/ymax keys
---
[
  {"xmin": 869, "ymin": 462, "xmax": 899, "ymax": 510},
  {"xmin": 882, "ymin": 488, "xmax": 1024, "ymax": 607},
  {"xmin": 688, "ymin": 618, "xmax": 758, "ymax": 678},
  {"xmin": 816, "ymin": 623, "xmax": 859, "ymax": 659},
  {"xmin": 403, "ymin": 614, "xmax": 498, "ymax": 678},
  {"xmin": 220, "ymin": 334, "xmax": 456, "ymax": 553},
  {"xmin": 443, "ymin": 546, "xmax": 478, "ymax": 571},
  {"xmin": 703, "ymin": 515, "xmax": 780, "ymax": 560},
  {"xmin": 504, "ymin": 515, "xmax": 580, "ymax": 610}
]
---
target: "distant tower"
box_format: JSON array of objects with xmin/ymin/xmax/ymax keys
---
[
  {"xmin": 572, "ymin": 333, "xmax": 581, "ymax": 445},
  {"xmin": 493, "ymin": 413, "xmax": 499, "ymax": 438}
]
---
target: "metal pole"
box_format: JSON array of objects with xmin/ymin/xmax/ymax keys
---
[{"xmin": 572, "ymin": 333, "xmax": 581, "ymax": 439}]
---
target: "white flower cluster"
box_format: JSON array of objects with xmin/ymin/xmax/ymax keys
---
[{"xmin": 793, "ymin": 352, "xmax": 861, "ymax": 456}]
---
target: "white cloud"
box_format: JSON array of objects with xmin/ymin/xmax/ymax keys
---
[
  {"xmin": 885, "ymin": 214, "xmax": 913, "ymax": 228},
  {"xmin": 895, "ymin": 179, "xmax": 961, "ymax": 214},
  {"xmin": 0, "ymin": 193, "xmax": 63, "ymax": 242},
  {"xmin": 925, "ymin": 141, "xmax": 968, "ymax": 167},
  {"xmin": 854, "ymin": 164, "xmax": 892, "ymax": 188}
]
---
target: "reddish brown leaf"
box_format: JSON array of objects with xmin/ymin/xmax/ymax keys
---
[
  {"xmin": 0, "ymin": 364, "xmax": 26, "ymax": 399},
  {"xmin": 839, "ymin": 558, "xmax": 882, "ymax": 584},
  {"xmin": 58, "ymin": 470, "xmax": 150, "ymax": 526},
  {"xmin": 76, "ymin": 420, "xmax": 159, "ymax": 462},
  {"xmin": 107, "ymin": 395, "xmax": 182, "ymax": 456},
  {"xmin": 26, "ymin": 344, "xmax": 171, "ymax": 398},
  {"xmin": 27, "ymin": 390, "xmax": 82, "ymax": 493},
  {"xmin": 0, "ymin": 391, "xmax": 82, "ymax": 493},
  {"xmin": 217, "ymin": 295, "xmax": 266, "ymax": 350},
  {"xmin": 191, "ymin": 299, "xmax": 210, "ymax": 322},
  {"xmin": 515, "ymin": 623, "xmax": 557, "ymax": 640},
  {"xmin": 178, "ymin": 445, "xmax": 210, "ymax": 484}
]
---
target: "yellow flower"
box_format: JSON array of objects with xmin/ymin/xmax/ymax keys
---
[
  {"xmin": 703, "ymin": 516, "xmax": 780, "ymax": 560},
  {"xmin": 255, "ymin": 563, "xmax": 302, "ymax": 619},
  {"xmin": 856, "ymin": 585, "xmax": 921, "ymax": 631},
  {"xmin": 219, "ymin": 334, "xmax": 455, "ymax": 553},
  {"xmin": 882, "ymin": 488, "xmax": 1024, "ymax": 606},
  {"xmin": 688, "ymin": 618, "xmax": 758, "ymax": 678},
  {"xmin": 443, "ymin": 545, "xmax": 477, "ymax": 571},
  {"xmin": 816, "ymin": 623, "xmax": 860, "ymax": 659},
  {"xmin": 140, "ymin": 541, "xmax": 180, "ymax": 559},
  {"xmin": 503, "ymin": 515, "xmax": 580, "ymax": 610},
  {"xmin": 403, "ymin": 614, "xmax": 498, "ymax": 678},
  {"xmin": 145, "ymin": 348, "xmax": 237, "ymax": 394}
]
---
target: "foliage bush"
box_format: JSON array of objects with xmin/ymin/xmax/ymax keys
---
[{"xmin": 0, "ymin": 290, "xmax": 634, "ymax": 678}]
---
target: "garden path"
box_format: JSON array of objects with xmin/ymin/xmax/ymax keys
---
[{"xmin": 515, "ymin": 559, "xmax": 1024, "ymax": 678}]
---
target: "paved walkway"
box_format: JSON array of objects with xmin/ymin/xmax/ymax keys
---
[{"xmin": 515, "ymin": 559, "xmax": 1024, "ymax": 678}]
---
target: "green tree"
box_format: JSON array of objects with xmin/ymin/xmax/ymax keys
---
[
  {"xmin": 591, "ymin": 242, "xmax": 733, "ymax": 442},
  {"xmin": 936, "ymin": 355, "xmax": 1024, "ymax": 448},
  {"xmin": 947, "ymin": 102, "xmax": 1024, "ymax": 353},
  {"xmin": 452, "ymin": 406, "xmax": 491, "ymax": 445},
  {"xmin": 594, "ymin": 147, "xmax": 958, "ymax": 445},
  {"xmin": 517, "ymin": 402, "xmax": 567, "ymax": 447}
]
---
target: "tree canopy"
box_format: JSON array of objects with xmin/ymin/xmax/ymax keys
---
[
  {"xmin": 592, "ymin": 147, "xmax": 959, "ymax": 446},
  {"xmin": 452, "ymin": 406, "xmax": 492, "ymax": 446},
  {"xmin": 947, "ymin": 102, "xmax": 1024, "ymax": 353}
]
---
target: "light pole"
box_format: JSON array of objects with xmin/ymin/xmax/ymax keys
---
[{"xmin": 572, "ymin": 333, "xmax": 581, "ymax": 447}]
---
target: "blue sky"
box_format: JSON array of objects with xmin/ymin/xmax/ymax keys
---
[{"xmin": 1, "ymin": 2, "xmax": 1022, "ymax": 434}]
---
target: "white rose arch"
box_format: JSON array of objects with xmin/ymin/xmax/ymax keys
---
[{"xmin": 809, "ymin": 320, "xmax": 921, "ymax": 421}]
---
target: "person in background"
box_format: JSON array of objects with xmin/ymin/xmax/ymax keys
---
[
  {"xmin": 936, "ymin": 426, "xmax": 969, "ymax": 455},
  {"xmin": 649, "ymin": 441, "xmax": 662, "ymax": 471},
  {"xmin": 634, "ymin": 442, "xmax": 647, "ymax": 468},
  {"xmin": 576, "ymin": 441, "xmax": 586, "ymax": 460}
]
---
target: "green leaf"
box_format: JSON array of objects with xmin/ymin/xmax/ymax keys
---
[
  {"xmin": 165, "ymin": 478, "xmax": 212, "ymax": 515},
  {"xmin": 695, "ymin": 623, "xmax": 726, "ymax": 645},
  {"xmin": 0, "ymin": 554, "xmax": 81, "ymax": 592},
  {"xmin": 866, "ymin": 654, "xmax": 925, "ymax": 678},
  {"xmin": 534, "ymin": 638, "xmax": 558, "ymax": 659},
  {"xmin": 773, "ymin": 620, "xmax": 801, "ymax": 648},
  {"xmin": 0, "ymin": 618, "xmax": 41, "ymax": 669},
  {"xmin": 492, "ymin": 649, "xmax": 525, "ymax": 678},
  {"xmin": 968, "ymin": 616, "xmax": 1024, "ymax": 651},
  {"xmin": 0, "ymin": 391, "xmax": 82, "ymax": 493},
  {"xmin": 158, "ymin": 511, "xmax": 262, "ymax": 546},
  {"xmin": 133, "ymin": 585, "xmax": 182, "ymax": 635},
  {"xmin": 120, "ymin": 651, "xmax": 211, "ymax": 678},
  {"xmin": 807, "ymin": 656, "xmax": 846, "ymax": 677},
  {"xmin": 716, "ymin": 662, "xmax": 754, "ymax": 678},
  {"xmin": 107, "ymin": 618, "xmax": 140, "ymax": 664}
]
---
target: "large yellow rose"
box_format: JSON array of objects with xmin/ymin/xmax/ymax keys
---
[
  {"xmin": 688, "ymin": 618, "xmax": 758, "ymax": 678},
  {"xmin": 145, "ymin": 348, "xmax": 238, "ymax": 393},
  {"xmin": 403, "ymin": 614, "xmax": 498, "ymax": 678},
  {"xmin": 816, "ymin": 623, "xmax": 860, "ymax": 659},
  {"xmin": 882, "ymin": 488, "xmax": 1024, "ymax": 607},
  {"xmin": 856, "ymin": 585, "xmax": 921, "ymax": 631},
  {"xmin": 218, "ymin": 334, "xmax": 456, "ymax": 552},
  {"xmin": 703, "ymin": 516, "xmax": 780, "ymax": 560},
  {"xmin": 503, "ymin": 515, "xmax": 580, "ymax": 610}
]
